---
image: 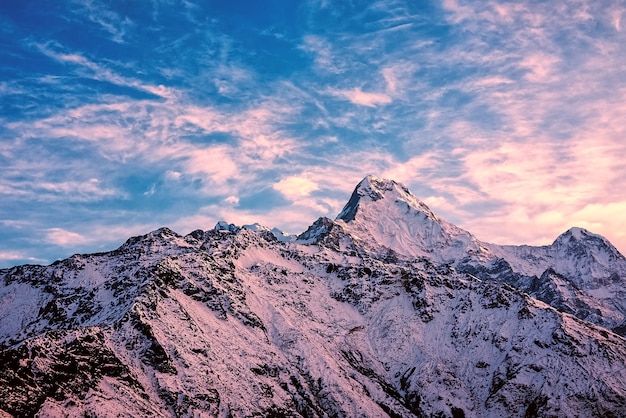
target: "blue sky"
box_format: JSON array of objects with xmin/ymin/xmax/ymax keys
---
[{"xmin": 2, "ymin": 0, "xmax": 626, "ymax": 267}]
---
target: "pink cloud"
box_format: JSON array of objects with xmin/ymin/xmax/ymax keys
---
[
  {"xmin": 611, "ymin": 8, "xmax": 624, "ymax": 31},
  {"xmin": 435, "ymin": 132, "xmax": 626, "ymax": 254},
  {"xmin": 381, "ymin": 153, "xmax": 442, "ymax": 184},
  {"xmin": 45, "ymin": 228, "xmax": 88, "ymax": 246},
  {"xmin": 0, "ymin": 251, "xmax": 46, "ymax": 264},
  {"xmin": 273, "ymin": 176, "xmax": 319, "ymax": 200},
  {"xmin": 182, "ymin": 145, "xmax": 241, "ymax": 191},
  {"xmin": 330, "ymin": 88, "xmax": 392, "ymax": 107},
  {"xmin": 519, "ymin": 53, "xmax": 560, "ymax": 83}
]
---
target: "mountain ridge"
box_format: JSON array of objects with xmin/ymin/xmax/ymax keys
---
[
  {"xmin": 1, "ymin": 175, "xmax": 626, "ymax": 417},
  {"xmin": 329, "ymin": 175, "xmax": 626, "ymax": 334}
]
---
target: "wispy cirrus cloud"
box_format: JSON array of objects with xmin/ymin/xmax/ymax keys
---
[
  {"xmin": 0, "ymin": 251, "xmax": 47, "ymax": 264},
  {"xmin": 299, "ymin": 35, "xmax": 345, "ymax": 74},
  {"xmin": 0, "ymin": 178, "xmax": 121, "ymax": 202},
  {"xmin": 329, "ymin": 87, "xmax": 392, "ymax": 107},
  {"xmin": 2, "ymin": 0, "xmax": 626, "ymax": 266},
  {"xmin": 365, "ymin": 0, "xmax": 622, "ymax": 250},
  {"xmin": 70, "ymin": 0, "xmax": 134, "ymax": 43},
  {"xmin": 33, "ymin": 42, "xmax": 175, "ymax": 99}
]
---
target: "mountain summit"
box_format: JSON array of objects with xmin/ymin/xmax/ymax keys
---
[
  {"xmin": 335, "ymin": 175, "xmax": 487, "ymax": 262},
  {"xmin": 2, "ymin": 176, "xmax": 626, "ymax": 417},
  {"xmin": 336, "ymin": 175, "xmax": 437, "ymax": 222}
]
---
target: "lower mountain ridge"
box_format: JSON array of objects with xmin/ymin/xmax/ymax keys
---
[{"xmin": 1, "ymin": 176, "xmax": 626, "ymax": 417}]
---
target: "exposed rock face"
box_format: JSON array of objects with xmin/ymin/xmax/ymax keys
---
[{"xmin": 1, "ymin": 175, "xmax": 626, "ymax": 417}]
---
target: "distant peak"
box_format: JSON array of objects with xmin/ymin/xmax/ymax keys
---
[
  {"xmin": 150, "ymin": 226, "xmax": 173, "ymax": 235},
  {"xmin": 565, "ymin": 227, "xmax": 588, "ymax": 236},
  {"xmin": 242, "ymin": 223, "xmax": 295, "ymax": 242},
  {"xmin": 214, "ymin": 221, "xmax": 239, "ymax": 233},
  {"xmin": 552, "ymin": 227, "xmax": 620, "ymax": 255},
  {"xmin": 554, "ymin": 227, "xmax": 594, "ymax": 243}
]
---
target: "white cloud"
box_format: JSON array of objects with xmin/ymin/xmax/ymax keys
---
[
  {"xmin": 382, "ymin": 67, "xmax": 398, "ymax": 93},
  {"xmin": 472, "ymin": 76, "xmax": 514, "ymax": 87},
  {"xmin": 34, "ymin": 42, "xmax": 172, "ymax": 99},
  {"xmin": 381, "ymin": 153, "xmax": 441, "ymax": 185},
  {"xmin": 224, "ymin": 196, "xmax": 240, "ymax": 206},
  {"xmin": 441, "ymin": 0, "xmax": 475, "ymax": 23},
  {"xmin": 5, "ymin": 0, "xmax": 626, "ymax": 263},
  {"xmin": 273, "ymin": 176, "xmax": 319, "ymax": 200},
  {"xmin": 0, "ymin": 177, "xmax": 122, "ymax": 202},
  {"xmin": 182, "ymin": 145, "xmax": 241, "ymax": 191},
  {"xmin": 519, "ymin": 53, "xmax": 560, "ymax": 83},
  {"xmin": 165, "ymin": 170, "xmax": 182, "ymax": 181},
  {"xmin": 144, "ymin": 184, "xmax": 157, "ymax": 196}
]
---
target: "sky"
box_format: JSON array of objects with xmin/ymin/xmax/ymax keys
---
[{"xmin": 1, "ymin": 0, "xmax": 626, "ymax": 267}]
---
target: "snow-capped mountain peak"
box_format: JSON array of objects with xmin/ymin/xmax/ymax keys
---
[
  {"xmin": 337, "ymin": 175, "xmax": 438, "ymax": 223},
  {"xmin": 547, "ymin": 226, "xmax": 626, "ymax": 289},
  {"xmin": 552, "ymin": 227, "xmax": 622, "ymax": 258},
  {"xmin": 335, "ymin": 175, "xmax": 486, "ymax": 262}
]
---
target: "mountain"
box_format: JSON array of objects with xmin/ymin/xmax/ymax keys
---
[
  {"xmin": 1, "ymin": 175, "xmax": 626, "ymax": 417},
  {"xmin": 335, "ymin": 176, "xmax": 489, "ymax": 262},
  {"xmin": 334, "ymin": 176, "xmax": 626, "ymax": 334}
]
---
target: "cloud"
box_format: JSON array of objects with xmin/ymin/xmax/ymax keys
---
[
  {"xmin": 436, "ymin": 131, "xmax": 626, "ymax": 252},
  {"xmin": 40, "ymin": 178, "xmax": 119, "ymax": 200},
  {"xmin": 33, "ymin": 42, "xmax": 173, "ymax": 99},
  {"xmin": 4, "ymin": 0, "xmax": 626, "ymax": 265},
  {"xmin": 441, "ymin": 0, "xmax": 476, "ymax": 23},
  {"xmin": 381, "ymin": 153, "xmax": 442, "ymax": 185},
  {"xmin": 519, "ymin": 53, "xmax": 560, "ymax": 83},
  {"xmin": 165, "ymin": 170, "xmax": 182, "ymax": 181},
  {"xmin": 329, "ymin": 87, "xmax": 392, "ymax": 107},
  {"xmin": 224, "ymin": 196, "xmax": 240, "ymax": 206},
  {"xmin": 70, "ymin": 0, "xmax": 134, "ymax": 43},
  {"xmin": 473, "ymin": 76, "xmax": 514, "ymax": 87},
  {"xmin": 0, "ymin": 251, "xmax": 47, "ymax": 264},
  {"xmin": 0, "ymin": 177, "xmax": 122, "ymax": 202},
  {"xmin": 182, "ymin": 145, "xmax": 241, "ymax": 191},
  {"xmin": 300, "ymin": 35, "xmax": 343, "ymax": 73},
  {"xmin": 381, "ymin": 67, "xmax": 398, "ymax": 93},
  {"xmin": 612, "ymin": 9, "xmax": 624, "ymax": 31},
  {"xmin": 45, "ymin": 228, "xmax": 88, "ymax": 247},
  {"xmin": 273, "ymin": 176, "xmax": 320, "ymax": 200}
]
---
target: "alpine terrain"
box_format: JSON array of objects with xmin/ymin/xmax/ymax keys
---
[{"xmin": 2, "ymin": 175, "xmax": 626, "ymax": 417}]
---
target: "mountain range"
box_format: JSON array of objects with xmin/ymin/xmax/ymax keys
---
[{"xmin": 1, "ymin": 175, "xmax": 626, "ymax": 417}]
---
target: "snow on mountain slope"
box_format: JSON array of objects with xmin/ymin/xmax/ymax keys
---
[
  {"xmin": 335, "ymin": 176, "xmax": 490, "ymax": 262},
  {"xmin": 1, "ymin": 222, "xmax": 626, "ymax": 417},
  {"xmin": 335, "ymin": 175, "xmax": 626, "ymax": 334},
  {"xmin": 0, "ymin": 227, "xmax": 199, "ymax": 348},
  {"xmin": 462, "ymin": 230, "xmax": 626, "ymax": 334},
  {"xmin": 2, "ymin": 176, "xmax": 626, "ymax": 417}
]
